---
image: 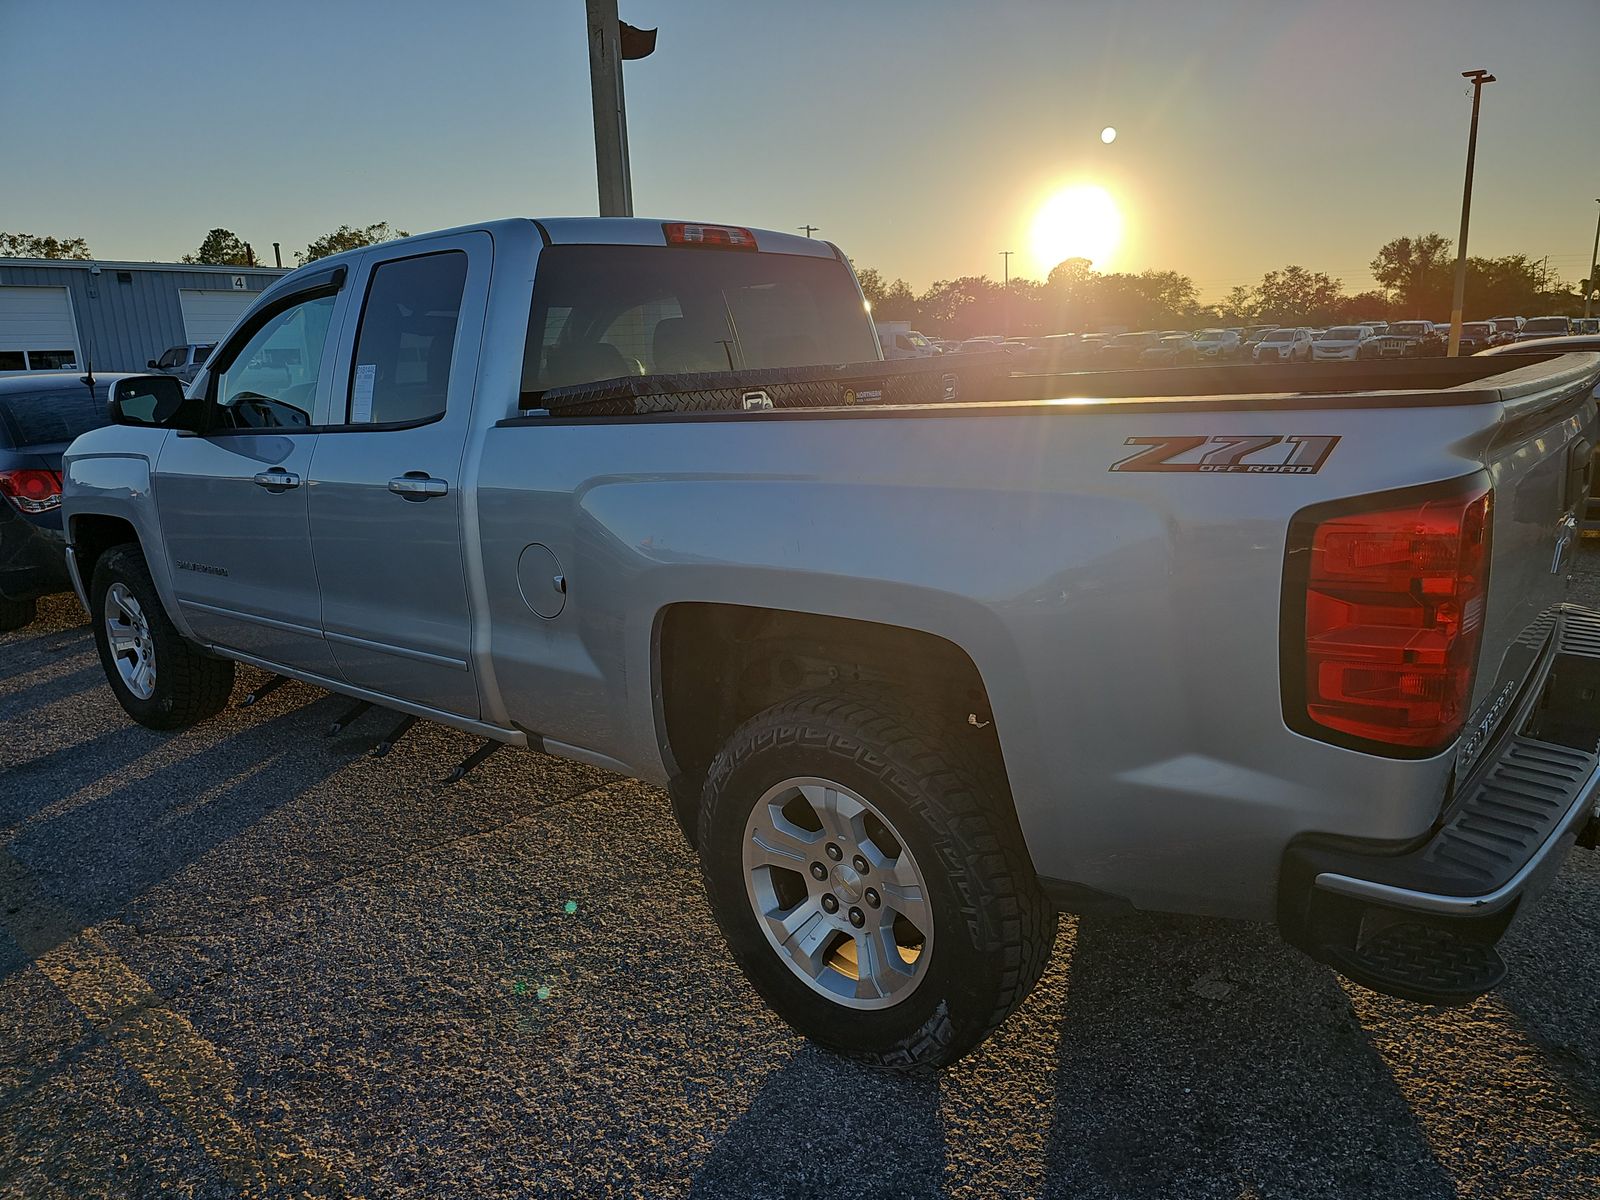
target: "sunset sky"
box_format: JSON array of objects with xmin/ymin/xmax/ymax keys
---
[{"xmin": 3, "ymin": 0, "xmax": 1597, "ymax": 300}]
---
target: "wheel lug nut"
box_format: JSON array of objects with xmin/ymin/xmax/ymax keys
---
[
  {"xmin": 852, "ymin": 854, "xmax": 870, "ymax": 874},
  {"xmin": 864, "ymin": 888, "xmax": 880, "ymax": 908},
  {"xmin": 821, "ymin": 894, "xmax": 839, "ymax": 914},
  {"xmin": 809, "ymin": 862, "xmax": 828, "ymax": 881},
  {"xmin": 848, "ymin": 907, "xmax": 865, "ymax": 928},
  {"xmin": 825, "ymin": 843, "xmax": 842, "ymax": 861}
]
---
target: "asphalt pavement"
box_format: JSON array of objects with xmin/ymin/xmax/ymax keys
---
[{"xmin": 3, "ymin": 550, "xmax": 1599, "ymax": 1199}]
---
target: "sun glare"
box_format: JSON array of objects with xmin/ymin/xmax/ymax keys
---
[{"xmin": 1030, "ymin": 184, "xmax": 1123, "ymax": 275}]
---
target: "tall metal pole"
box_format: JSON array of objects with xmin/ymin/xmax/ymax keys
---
[
  {"xmin": 799, "ymin": 225, "xmax": 819, "ymax": 238},
  {"xmin": 1585, "ymin": 199, "xmax": 1600, "ymax": 321},
  {"xmin": 1447, "ymin": 69, "xmax": 1494, "ymax": 357},
  {"xmin": 1000, "ymin": 250, "xmax": 1013, "ymax": 335},
  {"xmin": 585, "ymin": 0, "xmax": 633, "ymax": 216}
]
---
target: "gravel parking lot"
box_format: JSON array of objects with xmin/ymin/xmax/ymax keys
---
[{"xmin": 3, "ymin": 549, "xmax": 1600, "ymax": 1200}]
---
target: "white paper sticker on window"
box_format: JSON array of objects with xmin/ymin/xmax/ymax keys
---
[{"xmin": 351, "ymin": 363, "xmax": 376, "ymax": 423}]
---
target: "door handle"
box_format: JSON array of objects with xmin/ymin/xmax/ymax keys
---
[
  {"xmin": 388, "ymin": 473, "xmax": 449, "ymax": 501},
  {"xmin": 252, "ymin": 468, "xmax": 301, "ymax": 492}
]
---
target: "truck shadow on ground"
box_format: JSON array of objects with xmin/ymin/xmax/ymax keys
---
[
  {"xmin": 1036, "ymin": 914, "xmax": 1461, "ymax": 1199},
  {"xmin": 0, "ymin": 695, "xmax": 348, "ymax": 982},
  {"xmin": 691, "ymin": 914, "xmax": 1463, "ymax": 1200}
]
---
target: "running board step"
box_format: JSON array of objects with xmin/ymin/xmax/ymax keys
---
[{"xmin": 1322, "ymin": 922, "xmax": 1506, "ymax": 1006}]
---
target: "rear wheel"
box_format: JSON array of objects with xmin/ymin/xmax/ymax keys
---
[
  {"xmin": 0, "ymin": 595, "xmax": 37, "ymax": 632},
  {"xmin": 90, "ymin": 544, "xmax": 234, "ymax": 729},
  {"xmin": 698, "ymin": 690, "xmax": 1056, "ymax": 1072}
]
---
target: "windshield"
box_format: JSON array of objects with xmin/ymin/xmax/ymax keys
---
[
  {"xmin": 1325, "ymin": 327, "xmax": 1363, "ymax": 339},
  {"xmin": 0, "ymin": 385, "xmax": 109, "ymax": 447},
  {"xmin": 523, "ymin": 246, "xmax": 880, "ymax": 393},
  {"xmin": 1111, "ymin": 333, "xmax": 1153, "ymax": 346},
  {"xmin": 1525, "ymin": 318, "xmax": 1567, "ymax": 333},
  {"xmin": 1264, "ymin": 330, "xmax": 1296, "ymax": 342},
  {"xmin": 1390, "ymin": 323, "xmax": 1429, "ymax": 335},
  {"xmin": 1193, "ymin": 330, "xmax": 1227, "ymax": 342},
  {"xmin": 1462, "ymin": 324, "xmax": 1491, "ymax": 336}
]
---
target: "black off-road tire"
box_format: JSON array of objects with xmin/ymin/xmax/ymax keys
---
[
  {"xmin": 90, "ymin": 544, "xmax": 234, "ymax": 730},
  {"xmin": 698, "ymin": 689, "xmax": 1057, "ymax": 1072},
  {"xmin": 0, "ymin": 595, "xmax": 37, "ymax": 632}
]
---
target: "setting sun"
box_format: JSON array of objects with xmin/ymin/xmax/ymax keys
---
[{"xmin": 1029, "ymin": 184, "xmax": 1123, "ymax": 275}]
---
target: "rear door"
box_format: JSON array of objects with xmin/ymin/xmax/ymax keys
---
[
  {"xmin": 307, "ymin": 233, "xmax": 489, "ymax": 717},
  {"xmin": 153, "ymin": 270, "xmax": 349, "ymax": 674}
]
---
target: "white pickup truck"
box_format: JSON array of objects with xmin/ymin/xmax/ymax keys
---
[{"xmin": 61, "ymin": 218, "xmax": 1600, "ymax": 1071}]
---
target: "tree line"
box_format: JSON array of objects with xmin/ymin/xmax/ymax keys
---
[
  {"xmin": 861, "ymin": 234, "xmax": 1596, "ymax": 340},
  {"xmin": 0, "ymin": 223, "xmax": 409, "ymax": 268},
  {"xmin": 6, "ymin": 225, "xmax": 1594, "ymax": 337}
]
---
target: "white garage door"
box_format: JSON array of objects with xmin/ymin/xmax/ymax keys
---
[
  {"xmin": 0, "ymin": 286, "xmax": 81, "ymax": 372},
  {"xmin": 179, "ymin": 289, "xmax": 256, "ymax": 344}
]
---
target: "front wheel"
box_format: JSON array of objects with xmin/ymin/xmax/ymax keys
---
[
  {"xmin": 90, "ymin": 544, "xmax": 235, "ymax": 729},
  {"xmin": 698, "ymin": 690, "xmax": 1056, "ymax": 1072}
]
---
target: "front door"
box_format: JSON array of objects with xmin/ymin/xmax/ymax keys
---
[
  {"xmin": 307, "ymin": 235, "xmax": 489, "ymax": 717},
  {"xmin": 155, "ymin": 287, "xmax": 344, "ymax": 676}
]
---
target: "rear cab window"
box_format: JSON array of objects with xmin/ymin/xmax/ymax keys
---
[
  {"xmin": 345, "ymin": 251, "xmax": 469, "ymax": 425},
  {"xmin": 521, "ymin": 244, "xmax": 878, "ymax": 395}
]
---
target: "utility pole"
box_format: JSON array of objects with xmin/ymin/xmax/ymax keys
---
[
  {"xmin": 584, "ymin": 2, "xmax": 656, "ymax": 217},
  {"xmin": 1000, "ymin": 250, "xmax": 1014, "ymax": 336},
  {"xmin": 1447, "ymin": 68, "xmax": 1495, "ymax": 357},
  {"xmin": 1585, "ymin": 198, "xmax": 1600, "ymax": 320},
  {"xmin": 272, "ymin": 242, "xmax": 282, "ymax": 269},
  {"xmin": 799, "ymin": 224, "xmax": 819, "ymax": 238}
]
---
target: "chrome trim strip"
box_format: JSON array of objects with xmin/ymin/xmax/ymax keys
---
[
  {"xmin": 321, "ymin": 627, "xmax": 469, "ymax": 671},
  {"xmin": 1316, "ymin": 755, "xmax": 1600, "ymax": 915},
  {"xmin": 178, "ymin": 598, "xmax": 322, "ymax": 638}
]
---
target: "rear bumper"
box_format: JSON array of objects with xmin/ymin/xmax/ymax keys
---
[
  {"xmin": 0, "ymin": 511, "xmax": 71, "ymax": 601},
  {"xmin": 1279, "ymin": 605, "xmax": 1600, "ymax": 1004}
]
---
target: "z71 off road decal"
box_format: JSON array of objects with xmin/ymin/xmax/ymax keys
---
[{"xmin": 1110, "ymin": 434, "xmax": 1340, "ymax": 474}]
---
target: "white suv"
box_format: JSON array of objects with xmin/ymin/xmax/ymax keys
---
[
  {"xmin": 1311, "ymin": 325, "xmax": 1376, "ymax": 362},
  {"xmin": 1252, "ymin": 327, "xmax": 1313, "ymax": 363}
]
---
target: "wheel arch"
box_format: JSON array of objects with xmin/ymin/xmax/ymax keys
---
[{"xmin": 653, "ymin": 602, "xmax": 1017, "ymax": 847}]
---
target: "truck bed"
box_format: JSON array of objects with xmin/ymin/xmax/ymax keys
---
[{"xmin": 516, "ymin": 352, "xmax": 1600, "ymax": 424}]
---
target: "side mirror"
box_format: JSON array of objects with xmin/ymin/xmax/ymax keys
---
[
  {"xmin": 109, "ymin": 374, "xmax": 201, "ymax": 432},
  {"xmin": 147, "ymin": 359, "xmax": 158, "ymax": 369}
]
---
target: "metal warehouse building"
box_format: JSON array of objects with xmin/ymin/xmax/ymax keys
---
[{"xmin": 0, "ymin": 258, "xmax": 288, "ymax": 374}]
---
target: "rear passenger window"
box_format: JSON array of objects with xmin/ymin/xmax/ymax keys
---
[{"xmin": 347, "ymin": 251, "xmax": 467, "ymax": 425}]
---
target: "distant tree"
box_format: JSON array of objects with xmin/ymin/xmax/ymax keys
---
[
  {"xmin": 0, "ymin": 231, "xmax": 92, "ymax": 259},
  {"xmin": 182, "ymin": 228, "xmax": 254, "ymax": 266},
  {"xmin": 917, "ymin": 275, "xmax": 1004, "ymax": 339},
  {"xmin": 1370, "ymin": 233, "xmax": 1453, "ymax": 316},
  {"xmin": 1464, "ymin": 254, "xmax": 1557, "ymax": 319},
  {"xmin": 1335, "ymin": 290, "xmax": 1392, "ymax": 322},
  {"xmin": 299, "ymin": 222, "xmax": 409, "ymax": 264},
  {"xmin": 853, "ymin": 266, "xmax": 919, "ymax": 323},
  {"xmin": 1252, "ymin": 265, "xmax": 1346, "ymax": 325}
]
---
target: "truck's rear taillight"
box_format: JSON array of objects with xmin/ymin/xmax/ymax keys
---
[
  {"xmin": 662, "ymin": 222, "xmax": 758, "ymax": 250},
  {"xmin": 1284, "ymin": 478, "xmax": 1492, "ymax": 754},
  {"xmin": 0, "ymin": 468, "xmax": 63, "ymax": 514}
]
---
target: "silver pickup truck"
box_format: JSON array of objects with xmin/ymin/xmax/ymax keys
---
[{"xmin": 61, "ymin": 218, "xmax": 1600, "ymax": 1071}]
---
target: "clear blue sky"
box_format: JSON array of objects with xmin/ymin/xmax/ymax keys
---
[{"xmin": 2, "ymin": 0, "xmax": 1597, "ymax": 299}]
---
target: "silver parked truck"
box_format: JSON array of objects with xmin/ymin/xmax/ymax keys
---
[{"xmin": 60, "ymin": 218, "xmax": 1600, "ymax": 1071}]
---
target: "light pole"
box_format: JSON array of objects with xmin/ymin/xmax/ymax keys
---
[
  {"xmin": 1447, "ymin": 69, "xmax": 1495, "ymax": 357},
  {"xmin": 1585, "ymin": 199, "xmax": 1600, "ymax": 321},
  {"xmin": 1000, "ymin": 250, "xmax": 1013, "ymax": 335},
  {"xmin": 584, "ymin": 0, "xmax": 657, "ymax": 217}
]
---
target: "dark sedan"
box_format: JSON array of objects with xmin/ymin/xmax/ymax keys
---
[{"xmin": 0, "ymin": 372, "xmax": 131, "ymax": 630}]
